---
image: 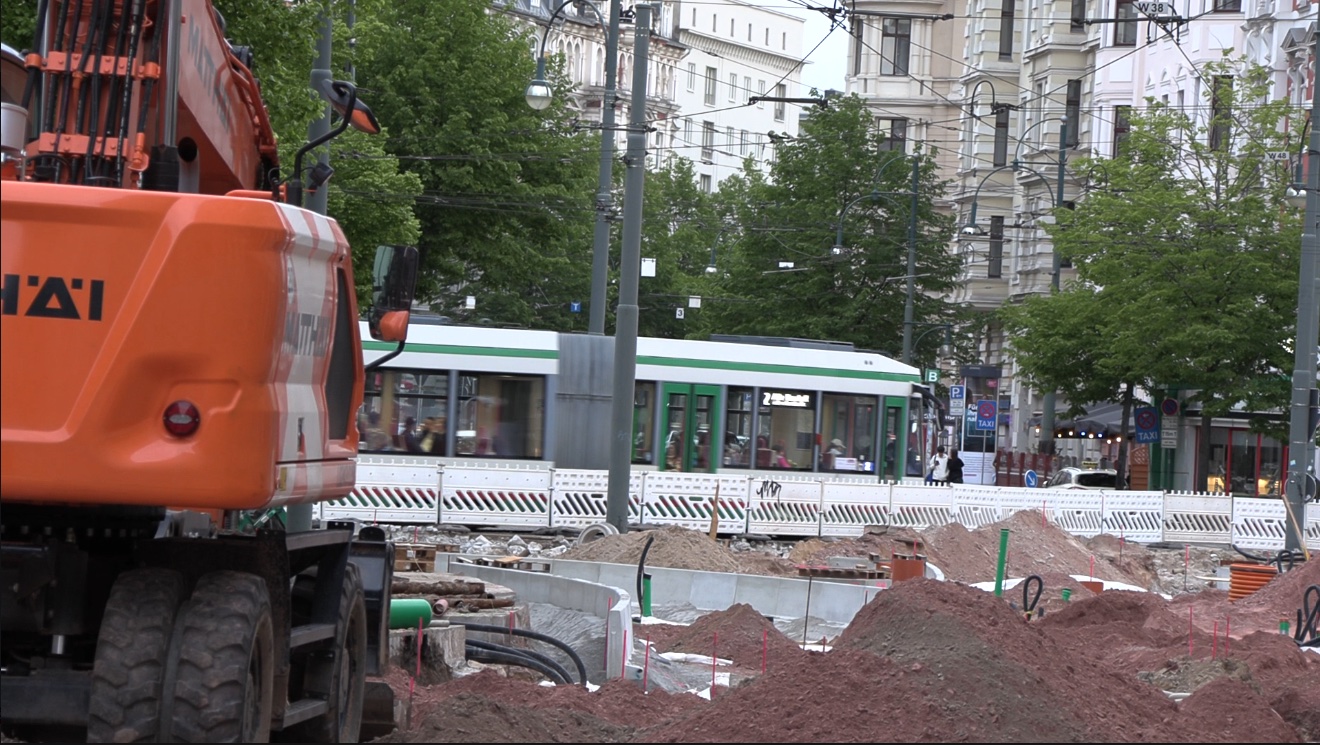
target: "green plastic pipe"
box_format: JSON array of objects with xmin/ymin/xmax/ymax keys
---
[
  {"xmin": 641, "ymin": 574, "xmax": 652, "ymax": 617},
  {"xmin": 389, "ymin": 598, "xmax": 433, "ymax": 630},
  {"xmin": 993, "ymin": 528, "xmax": 1010, "ymax": 598}
]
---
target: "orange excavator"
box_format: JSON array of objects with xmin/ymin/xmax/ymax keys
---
[{"xmin": 1, "ymin": 1, "xmax": 417, "ymax": 741}]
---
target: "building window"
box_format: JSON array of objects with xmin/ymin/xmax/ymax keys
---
[
  {"xmin": 782, "ymin": 31, "xmax": 786, "ymax": 50},
  {"xmin": 1113, "ymin": 105, "xmax": 1132, "ymax": 156},
  {"xmin": 757, "ymin": 80, "xmax": 766, "ymax": 107},
  {"xmin": 731, "ymin": 19, "xmax": 735, "ymax": 36},
  {"xmin": 1070, "ymin": 0, "xmax": 1086, "ymax": 31},
  {"xmin": 1064, "ymin": 79, "xmax": 1082, "ymax": 148},
  {"xmin": 880, "ymin": 18, "xmax": 911, "ymax": 76},
  {"xmin": 747, "ymin": 23, "xmax": 752, "ymax": 41},
  {"xmin": 765, "ymin": 28, "xmax": 770, "ymax": 45},
  {"xmin": 725, "ymin": 125, "xmax": 734, "ymax": 150},
  {"xmin": 878, "ymin": 118, "xmax": 907, "ymax": 151},
  {"xmin": 684, "ymin": 118, "xmax": 694, "ymax": 144},
  {"xmin": 702, "ymin": 121, "xmax": 715, "ymax": 160},
  {"xmin": 712, "ymin": 14, "xmax": 717, "ymax": 32},
  {"xmin": 988, "ymin": 216, "xmax": 1004, "ymax": 279},
  {"xmin": 700, "ymin": 173, "xmax": 712, "ymax": 193},
  {"xmin": 773, "ymin": 83, "xmax": 786, "ymax": 120},
  {"xmin": 1210, "ymin": 75, "xmax": 1233, "ymax": 150},
  {"xmin": 999, "ymin": 0, "xmax": 1016, "ymax": 60},
  {"xmin": 1115, "ymin": 0, "xmax": 1137, "ymax": 47},
  {"xmin": 704, "ymin": 66, "xmax": 717, "ymax": 105},
  {"xmin": 852, "ymin": 19, "xmax": 865, "ymax": 76},
  {"xmin": 361, "ymin": 370, "xmax": 449, "ymax": 455},
  {"xmin": 1212, "ymin": 0, "xmax": 1242, "ymax": 10},
  {"xmin": 691, "ymin": 7, "xmax": 696, "ymax": 25},
  {"xmin": 728, "ymin": 72, "xmax": 738, "ymax": 102},
  {"xmin": 686, "ymin": 63, "xmax": 696, "ymax": 92},
  {"xmin": 740, "ymin": 130, "xmax": 749, "ymax": 155}
]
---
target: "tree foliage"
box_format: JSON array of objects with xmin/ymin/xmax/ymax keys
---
[
  {"xmin": 1000, "ymin": 58, "xmax": 1303, "ymax": 459},
  {"xmin": 636, "ymin": 157, "xmax": 720, "ymax": 338},
  {"xmin": 701, "ymin": 96, "xmax": 963, "ymax": 364}
]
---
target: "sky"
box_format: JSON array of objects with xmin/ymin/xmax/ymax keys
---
[{"xmin": 780, "ymin": 3, "xmax": 848, "ymax": 95}]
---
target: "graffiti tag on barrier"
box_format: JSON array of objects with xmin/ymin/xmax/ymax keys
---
[{"xmin": 756, "ymin": 479, "xmax": 783, "ymax": 503}]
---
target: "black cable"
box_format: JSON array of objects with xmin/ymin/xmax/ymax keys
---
[
  {"xmin": 464, "ymin": 646, "xmax": 568, "ymax": 684},
  {"xmin": 450, "ymin": 622, "xmax": 589, "ymax": 687},
  {"xmin": 1022, "ymin": 574, "xmax": 1043, "ymax": 615},
  {"xmin": 464, "ymin": 638, "xmax": 574, "ymax": 685},
  {"xmin": 1296, "ymin": 585, "xmax": 1318, "ymax": 647}
]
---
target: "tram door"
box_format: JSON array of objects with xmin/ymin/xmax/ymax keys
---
[{"xmin": 659, "ymin": 384, "xmax": 721, "ymax": 472}]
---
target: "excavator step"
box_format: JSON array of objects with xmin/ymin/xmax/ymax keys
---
[
  {"xmin": 280, "ymin": 698, "xmax": 330, "ymax": 728},
  {"xmin": 290, "ymin": 622, "xmax": 336, "ymax": 649}
]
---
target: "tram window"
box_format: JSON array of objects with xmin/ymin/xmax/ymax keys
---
[
  {"xmin": 757, "ymin": 389, "xmax": 814, "ymax": 470},
  {"xmin": 455, "ymin": 373, "xmax": 545, "ymax": 459},
  {"xmin": 820, "ymin": 394, "xmax": 878, "ymax": 472},
  {"xmin": 723, "ymin": 388, "xmax": 754, "ymax": 467},
  {"xmin": 633, "ymin": 382, "xmax": 656, "ymax": 464},
  {"xmin": 359, "ymin": 370, "xmax": 448, "ymax": 455}
]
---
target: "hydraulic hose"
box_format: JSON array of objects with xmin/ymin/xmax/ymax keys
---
[
  {"xmin": 464, "ymin": 646, "xmax": 569, "ymax": 685},
  {"xmin": 465, "ymin": 638, "xmax": 574, "ymax": 686},
  {"xmin": 451, "ymin": 622, "xmax": 589, "ymax": 687}
]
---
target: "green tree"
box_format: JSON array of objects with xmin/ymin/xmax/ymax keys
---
[
  {"xmin": 0, "ymin": 0, "xmax": 35, "ymax": 50},
  {"xmin": 704, "ymin": 96, "xmax": 962, "ymax": 365},
  {"xmin": 354, "ymin": 0, "xmax": 599, "ymax": 328},
  {"xmin": 1001, "ymin": 58, "xmax": 1303, "ymax": 489},
  {"xmin": 636, "ymin": 157, "xmax": 720, "ymax": 338}
]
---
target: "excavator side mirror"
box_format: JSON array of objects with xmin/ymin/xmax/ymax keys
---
[
  {"xmin": 368, "ymin": 245, "xmax": 418, "ymax": 343},
  {"xmin": 319, "ymin": 79, "xmax": 380, "ymax": 135}
]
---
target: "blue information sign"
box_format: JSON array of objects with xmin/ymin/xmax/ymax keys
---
[{"xmin": 570, "ymin": 301, "xmax": 582, "ymax": 313}]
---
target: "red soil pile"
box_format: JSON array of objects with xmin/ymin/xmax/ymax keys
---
[
  {"xmin": 650, "ymin": 603, "xmax": 803, "ymax": 670},
  {"xmin": 1159, "ymin": 677, "xmax": 1301, "ymax": 743}
]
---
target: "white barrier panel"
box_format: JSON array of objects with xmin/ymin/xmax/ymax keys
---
[
  {"xmin": 1162, "ymin": 493, "xmax": 1232, "ymax": 545},
  {"xmin": 746, "ymin": 477, "xmax": 823, "ymax": 538},
  {"xmin": 819, "ymin": 482, "xmax": 892, "ymax": 537},
  {"xmin": 998, "ymin": 487, "xmax": 1064, "ymax": 530},
  {"xmin": 1232, "ymin": 497, "xmax": 1289, "ymax": 552},
  {"xmin": 641, "ymin": 473, "xmax": 750, "ymax": 533},
  {"xmin": 324, "ymin": 456, "xmax": 441, "ymax": 523},
  {"xmin": 952, "ymin": 486, "xmax": 1003, "ymax": 529},
  {"xmin": 439, "ymin": 466, "xmax": 553, "ymax": 529},
  {"xmin": 1042, "ymin": 492, "xmax": 1103, "ymax": 538},
  {"xmin": 548, "ymin": 470, "xmax": 644, "ymax": 528},
  {"xmin": 888, "ymin": 485, "xmax": 955, "ymax": 530},
  {"xmin": 1099, "ymin": 492, "xmax": 1164, "ymax": 543},
  {"xmin": 1309, "ymin": 503, "xmax": 1320, "ymax": 551}
]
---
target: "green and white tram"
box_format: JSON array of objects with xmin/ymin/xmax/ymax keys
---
[{"xmin": 358, "ymin": 319, "xmax": 936, "ymax": 482}]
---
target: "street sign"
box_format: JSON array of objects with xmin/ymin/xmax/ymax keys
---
[
  {"xmin": 950, "ymin": 385, "xmax": 965, "ymax": 402},
  {"xmin": 1160, "ymin": 397, "xmax": 1180, "ymax": 417},
  {"xmin": 1134, "ymin": 0, "xmax": 1179, "ymax": 18},
  {"xmin": 570, "ymin": 301, "xmax": 582, "ymax": 313},
  {"xmin": 675, "ymin": 308, "xmax": 685, "ymax": 319},
  {"xmin": 1161, "ymin": 416, "xmax": 1179, "ymax": 445},
  {"xmin": 975, "ymin": 400, "xmax": 997, "ymax": 431},
  {"xmin": 1025, "ymin": 470, "xmax": 1039, "ymax": 488},
  {"xmin": 1134, "ymin": 406, "xmax": 1160, "ymax": 444},
  {"xmin": 1266, "ymin": 151, "xmax": 1292, "ymax": 162},
  {"xmin": 924, "ymin": 369, "xmax": 940, "ymax": 383}
]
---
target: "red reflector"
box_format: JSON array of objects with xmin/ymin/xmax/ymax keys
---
[{"xmin": 163, "ymin": 401, "xmax": 201, "ymax": 437}]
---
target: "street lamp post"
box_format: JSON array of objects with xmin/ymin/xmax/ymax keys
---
[
  {"xmin": 525, "ymin": 0, "xmax": 620, "ymax": 336},
  {"xmin": 604, "ymin": 2, "xmax": 657, "ymax": 533},
  {"xmin": 961, "ymin": 117, "xmax": 1068, "ymax": 455}
]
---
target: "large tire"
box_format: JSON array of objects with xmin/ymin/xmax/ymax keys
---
[
  {"xmin": 168, "ymin": 571, "xmax": 275, "ymax": 743},
  {"xmin": 86, "ymin": 568, "xmax": 186, "ymax": 743},
  {"xmin": 284, "ymin": 563, "xmax": 367, "ymax": 743}
]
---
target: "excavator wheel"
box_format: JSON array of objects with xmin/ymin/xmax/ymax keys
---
[
  {"xmin": 167, "ymin": 571, "xmax": 275, "ymax": 743},
  {"xmin": 283, "ymin": 563, "xmax": 368, "ymax": 742},
  {"xmin": 86, "ymin": 568, "xmax": 186, "ymax": 743}
]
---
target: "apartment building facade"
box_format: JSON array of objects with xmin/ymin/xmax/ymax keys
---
[{"xmin": 669, "ymin": 0, "xmax": 806, "ymax": 191}]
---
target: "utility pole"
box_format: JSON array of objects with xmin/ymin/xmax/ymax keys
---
[
  {"xmin": 287, "ymin": 1, "xmax": 335, "ymax": 533},
  {"xmin": 588, "ymin": 0, "xmax": 621, "ymax": 335},
  {"xmin": 605, "ymin": 3, "xmax": 655, "ymax": 533},
  {"xmin": 900, "ymin": 154, "xmax": 920, "ymax": 364},
  {"xmin": 1038, "ymin": 116, "xmax": 1068, "ymax": 457},
  {"xmin": 1284, "ymin": 40, "xmax": 1319, "ymax": 554}
]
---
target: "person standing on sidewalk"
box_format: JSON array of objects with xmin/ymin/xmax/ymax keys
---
[
  {"xmin": 928, "ymin": 446, "xmax": 950, "ymax": 486},
  {"xmin": 947, "ymin": 449, "xmax": 965, "ymax": 485}
]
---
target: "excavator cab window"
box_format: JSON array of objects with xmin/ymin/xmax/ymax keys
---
[{"xmin": 368, "ymin": 245, "xmax": 419, "ymax": 343}]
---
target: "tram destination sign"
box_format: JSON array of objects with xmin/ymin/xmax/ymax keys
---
[{"xmin": 762, "ymin": 390, "xmax": 814, "ymax": 409}]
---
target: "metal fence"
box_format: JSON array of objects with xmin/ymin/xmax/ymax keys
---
[{"xmin": 320, "ymin": 458, "xmax": 1320, "ymax": 552}]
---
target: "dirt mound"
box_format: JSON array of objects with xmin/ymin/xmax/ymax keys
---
[
  {"xmin": 1161, "ymin": 677, "xmax": 1301, "ymax": 743},
  {"xmin": 1085, "ymin": 532, "xmax": 1160, "ymax": 589},
  {"xmin": 374, "ymin": 691, "xmax": 628, "ymax": 743},
  {"xmin": 652, "ymin": 603, "xmax": 802, "ymax": 670},
  {"xmin": 561, "ymin": 526, "xmax": 744, "ymax": 573},
  {"xmin": 1235, "ymin": 557, "xmax": 1318, "ymax": 613},
  {"xmin": 1136, "ymin": 656, "xmax": 1256, "ymax": 694},
  {"xmin": 1041, "ymin": 585, "xmax": 1188, "ymax": 643},
  {"xmin": 786, "ymin": 526, "xmax": 926, "ymax": 566}
]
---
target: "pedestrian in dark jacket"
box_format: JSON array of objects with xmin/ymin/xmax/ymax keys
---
[{"xmin": 947, "ymin": 449, "xmax": 965, "ymax": 485}]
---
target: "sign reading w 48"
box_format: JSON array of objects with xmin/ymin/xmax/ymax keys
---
[{"xmin": 1134, "ymin": 1, "xmax": 1179, "ymax": 18}]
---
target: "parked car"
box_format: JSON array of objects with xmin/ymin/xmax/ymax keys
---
[{"xmin": 1044, "ymin": 467, "xmax": 1119, "ymax": 490}]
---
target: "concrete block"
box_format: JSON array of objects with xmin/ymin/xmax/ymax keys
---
[{"xmin": 447, "ymin": 605, "xmax": 532, "ymax": 649}]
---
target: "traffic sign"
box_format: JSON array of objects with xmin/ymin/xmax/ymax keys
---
[
  {"xmin": 1160, "ymin": 397, "xmax": 1180, "ymax": 417},
  {"xmin": 1266, "ymin": 151, "xmax": 1292, "ymax": 162},
  {"xmin": 950, "ymin": 385, "xmax": 965, "ymax": 401},
  {"xmin": 1134, "ymin": 0, "xmax": 1179, "ymax": 18},
  {"xmin": 924, "ymin": 369, "xmax": 940, "ymax": 383},
  {"xmin": 1134, "ymin": 406, "xmax": 1160, "ymax": 444},
  {"xmin": 1025, "ymin": 470, "xmax": 1039, "ymax": 488},
  {"xmin": 1161, "ymin": 416, "xmax": 1179, "ymax": 445},
  {"xmin": 975, "ymin": 400, "xmax": 997, "ymax": 431},
  {"xmin": 570, "ymin": 301, "xmax": 582, "ymax": 313}
]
